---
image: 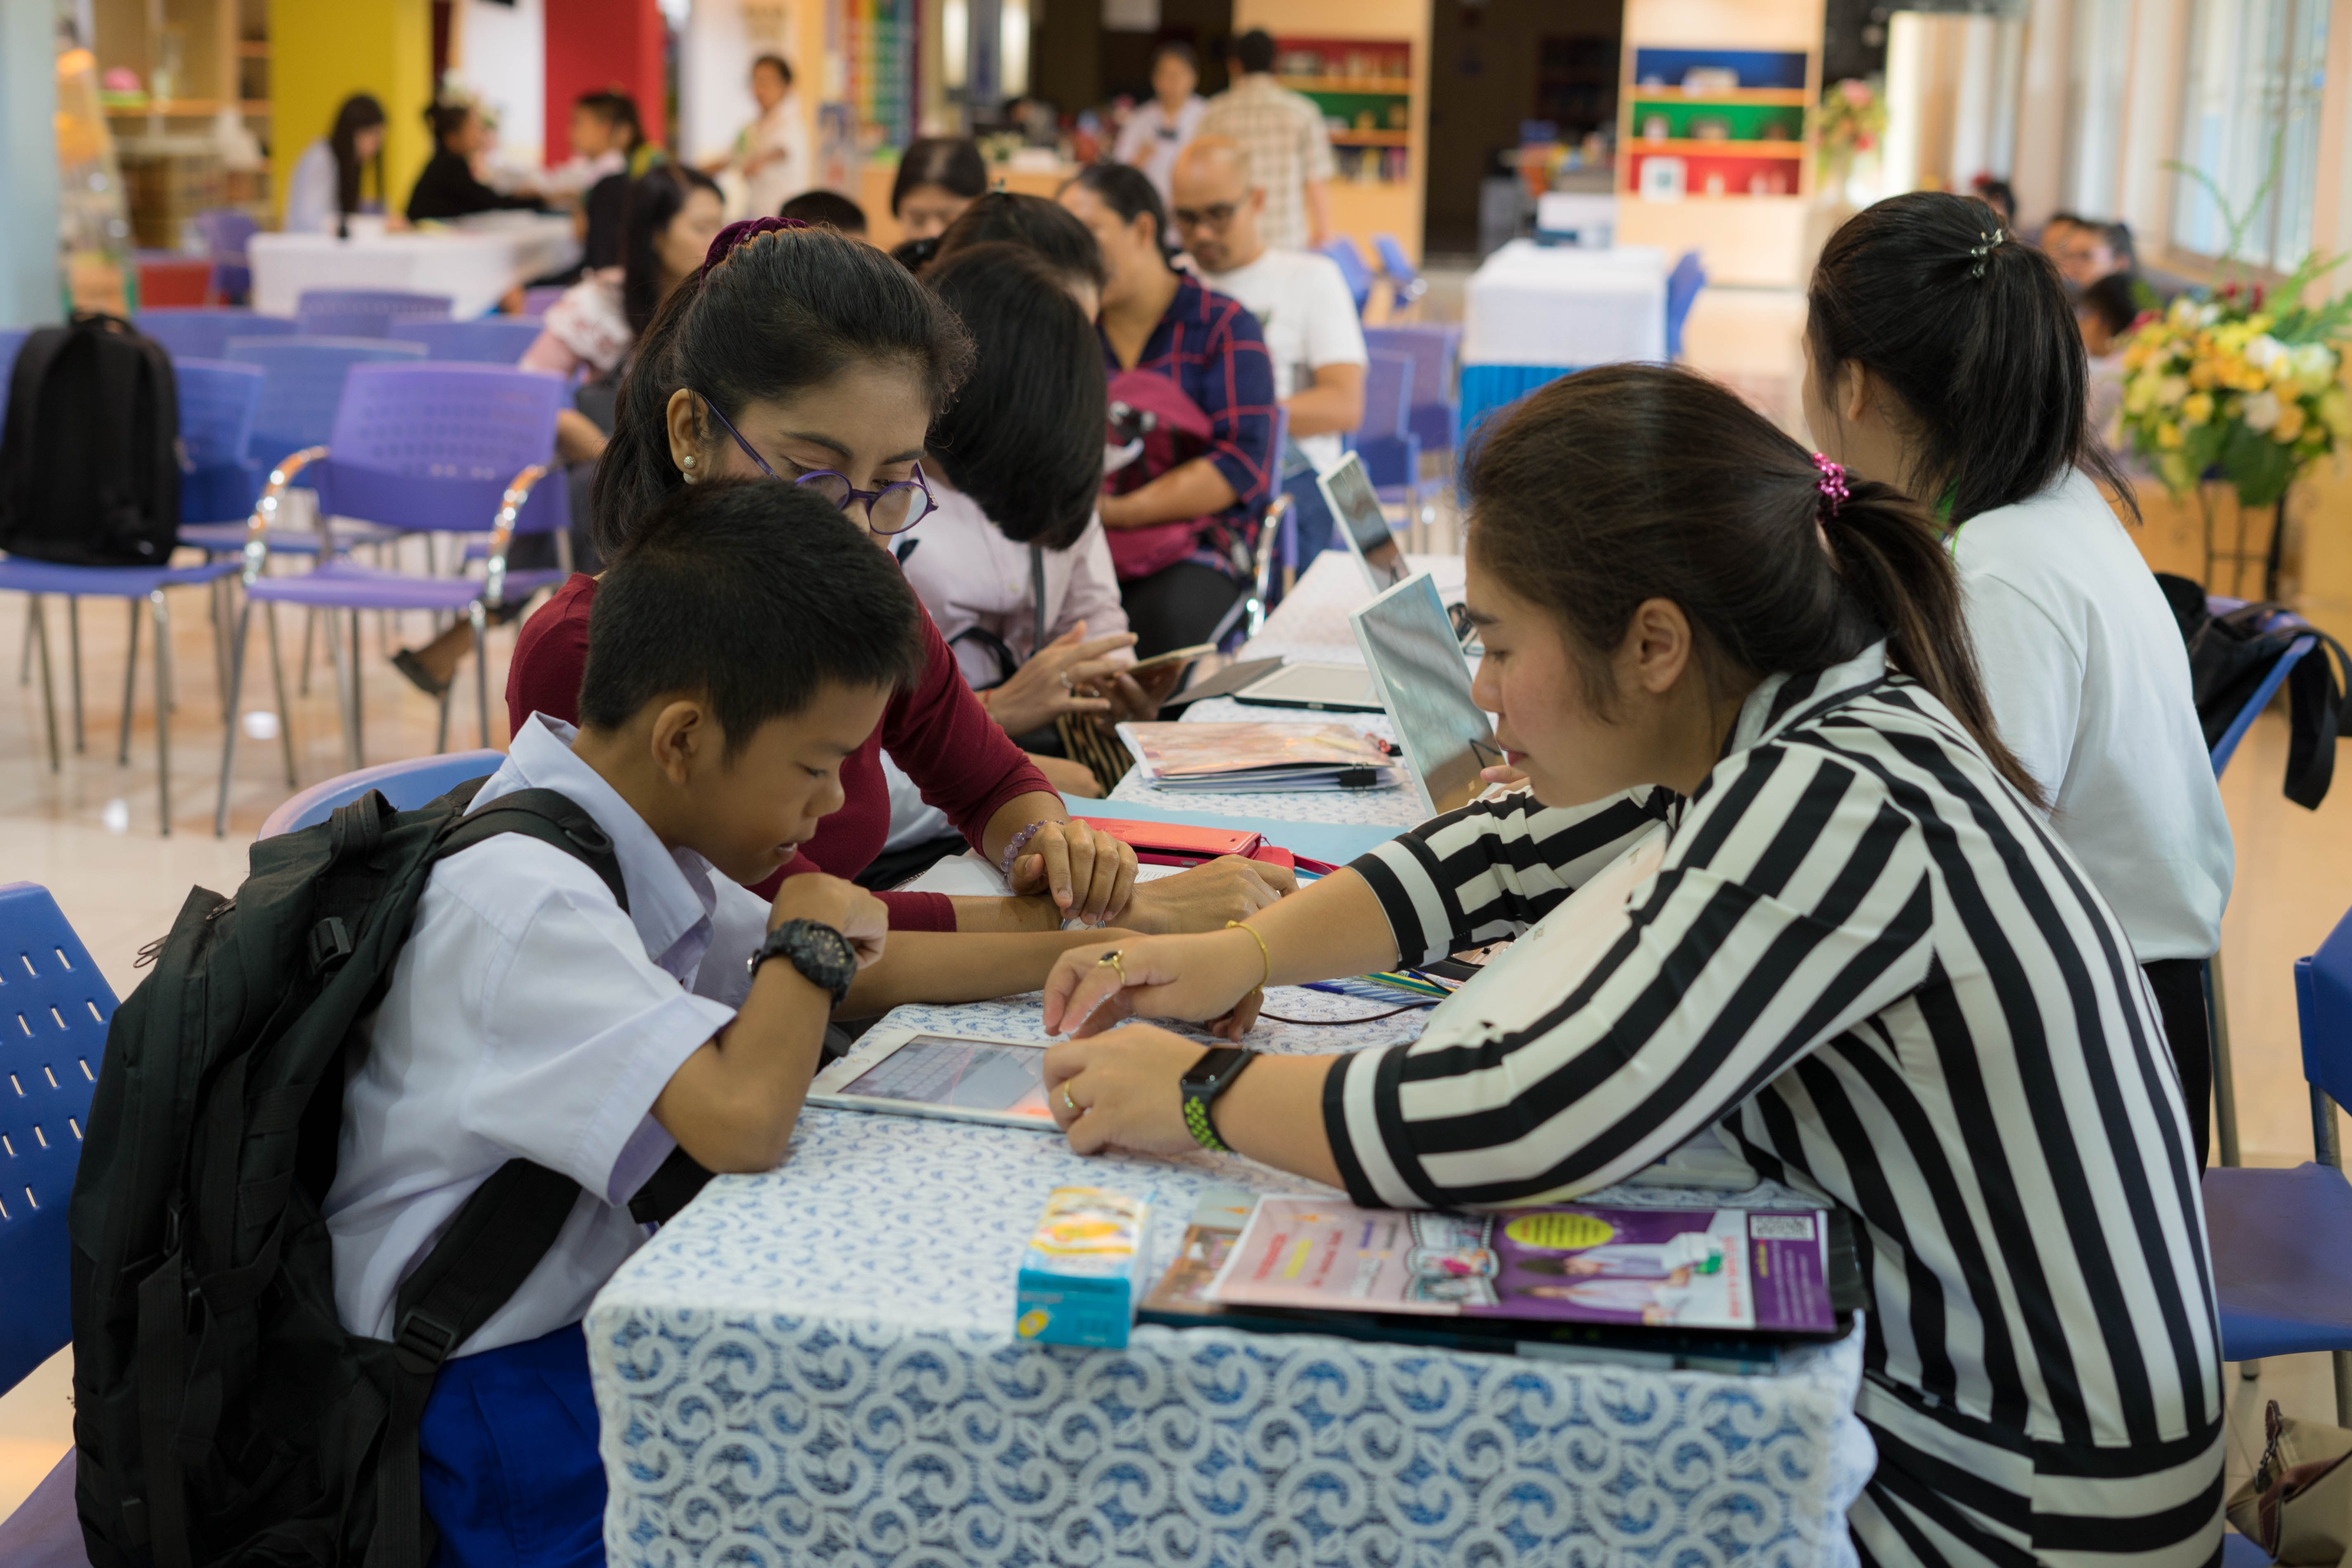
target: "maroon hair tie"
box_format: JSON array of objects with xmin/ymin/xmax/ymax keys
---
[
  {"xmin": 1810, "ymin": 452, "xmax": 1850, "ymax": 520},
  {"xmin": 700, "ymin": 216, "xmax": 810, "ymax": 280}
]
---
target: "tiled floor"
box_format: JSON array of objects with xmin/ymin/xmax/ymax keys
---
[{"xmin": 1, "ymin": 563, "xmax": 2346, "ymax": 1526}]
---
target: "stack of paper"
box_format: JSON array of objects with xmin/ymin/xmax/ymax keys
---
[{"xmin": 1117, "ymin": 722, "xmax": 1401, "ymax": 793}]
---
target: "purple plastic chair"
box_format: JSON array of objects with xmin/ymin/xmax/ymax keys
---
[
  {"xmin": 1363, "ymin": 322, "xmax": 1461, "ymax": 465},
  {"xmin": 1353, "ymin": 350, "xmax": 1422, "ymax": 536},
  {"xmin": 133, "ymin": 308, "xmax": 295, "ymax": 364},
  {"xmin": 293, "ymin": 289, "xmax": 453, "ymax": 339},
  {"xmin": 1213, "ymin": 408, "xmax": 1292, "ymax": 649},
  {"xmin": 1665, "ymin": 250, "xmax": 1707, "ymax": 362},
  {"xmin": 215, "ymin": 362, "xmax": 567, "ymax": 832},
  {"xmin": 225, "ymin": 335, "xmax": 429, "ymax": 466},
  {"xmin": 194, "ymin": 209, "xmax": 258, "ymax": 304},
  {"xmin": 0, "ymin": 884, "xmax": 111, "ymax": 1566},
  {"xmin": 388, "ymin": 316, "xmax": 548, "ymax": 365},
  {"xmin": 518, "ymin": 285, "xmax": 568, "ymax": 320},
  {"xmin": 1371, "ymin": 232, "xmax": 1427, "ymax": 314},
  {"xmin": 2202, "ymin": 897, "xmax": 2352, "ymax": 1425}
]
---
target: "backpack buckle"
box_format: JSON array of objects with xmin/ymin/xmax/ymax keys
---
[
  {"xmin": 392, "ymin": 1307, "xmax": 460, "ymax": 1374},
  {"xmin": 306, "ymin": 916, "xmax": 354, "ymax": 975}
]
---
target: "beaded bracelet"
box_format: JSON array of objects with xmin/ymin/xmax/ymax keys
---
[{"xmin": 998, "ymin": 819, "xmax": 1052, "ymax": 885}]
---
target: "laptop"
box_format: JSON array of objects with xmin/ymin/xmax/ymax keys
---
[
  {"xmin": 1350, "ymin": 571, "xmax": 1501, "ymax": 817},
  {"xmin": 1317, "ymin": 451, "xmax": 1408, "ymax": 593}
]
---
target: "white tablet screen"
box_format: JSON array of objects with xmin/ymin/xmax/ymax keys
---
[
  {"xmin": 1353, "ymin": 573, "xmax": 1498, "ymax": 816},
  {"xmin": 1234, "ymin": 662, "xmax": 1383, "ymax": 710},
  {"xmin": 838, "ymin": 1035, "xmax": 1053, "ymax": 1121}
]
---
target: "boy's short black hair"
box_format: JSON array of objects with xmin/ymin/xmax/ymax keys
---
[
  {"xmin": 1234, "ymin": 29, "xmax": 1276, "ymax": 73},
  {"xmin": 579, "ymin": 480, "xmax": 924, "ymax": 753},
  {"xmin": 779, "ymin": 188, "xmax": 868, "ymax": 235}
]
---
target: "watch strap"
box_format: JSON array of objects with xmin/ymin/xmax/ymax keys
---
[
  {"xmin": 753, "ymin": 918, "xmax": 855, "ymax": 1004},
  {"xmin": 1180, "ymin": 1046, "xmax": 1253, "ymax": 1154}
]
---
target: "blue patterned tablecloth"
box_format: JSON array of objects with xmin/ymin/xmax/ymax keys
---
[{"xmin": 586, "ymin": 989, "xmax": 1874, "ymax": 1566}]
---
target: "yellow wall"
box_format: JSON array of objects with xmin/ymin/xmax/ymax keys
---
[{"xmin": 269, "ymin": 0, "xmax": 433, "ymax": 224}]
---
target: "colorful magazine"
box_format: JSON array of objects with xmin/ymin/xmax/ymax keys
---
[
  {"xmin": 1205, "ymin": 1196, "xmax": 1839, "ymax": 1335},
  {"xmin": 1117, "ymin": 722, "xmax": 1401, "ymax": 792}
]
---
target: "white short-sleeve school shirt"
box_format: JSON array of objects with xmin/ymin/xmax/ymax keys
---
[
  {"xmin": 1954, "ymin": 467, "xmax": 2233, "ymax": 961},
  {"xmin": 1197, "ymin": 248, "xmax": 1368, "ymax": 475},
  {"xmin": 324, "ymin": 713, "xmax": 771, "ymax": 1355}
]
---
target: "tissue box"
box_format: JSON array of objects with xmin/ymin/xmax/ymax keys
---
[{"xmin": 1014, "ymin": 1187, "xmax": 1151, "ymax": 1349}]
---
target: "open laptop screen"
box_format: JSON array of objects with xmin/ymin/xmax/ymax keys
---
[{"xmin": 1318, "ymin": 452, "xmax": 1407, "ymax": 591}]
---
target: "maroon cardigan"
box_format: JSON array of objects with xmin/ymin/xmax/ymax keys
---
[{"xmin": 507, "ymin": 573, "xmax": 1054, "ymax": 930}]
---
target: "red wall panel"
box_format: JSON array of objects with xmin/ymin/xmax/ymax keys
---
[{"xmin": 544, "ymin": 0, "xmax": 667, "ymax": 166}]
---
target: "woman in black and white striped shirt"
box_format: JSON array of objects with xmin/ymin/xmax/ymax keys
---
[{"xmin": 1039, "ymin": 365, "xmax": 2222, "ymax": 1564}]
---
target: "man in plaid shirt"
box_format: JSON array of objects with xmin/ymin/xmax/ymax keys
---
[{"xmin": 1197, "ymin": 29, "xmax": 1335, "ymax": 253}]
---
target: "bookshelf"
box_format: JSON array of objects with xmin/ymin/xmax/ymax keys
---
[
  {"xmin": 1273, "ymin": 36, "xmax": 1416, "ymax": 192},
  {"xmin": 1613, "ymin": 3, "xmax": 1825, "ymax": 289}
]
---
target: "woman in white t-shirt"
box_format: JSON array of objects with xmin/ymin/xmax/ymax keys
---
[
  {"xmin": 1802, "ymin": 189, "xmax": 2233, "ymax": 1165},
  {"xmin": 1115, "ymin": 41, "xmax": 1208, "ymax": 208},
  {"xmin": 716, "ymin": 54, "xmax": 810, "ymax": 219}
]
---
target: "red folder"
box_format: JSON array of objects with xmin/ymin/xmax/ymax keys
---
[{"xmin": 1073, "ymin": 815, "xmax": 1338, "ymax": 876}]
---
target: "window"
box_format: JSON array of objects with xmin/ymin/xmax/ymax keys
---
[
  {"xmin": 2061, "ymin": 0, "xmax": 2131, "ymax": 218},
  {"xmin": 2170, "ymin": 0, "xmax": 2329, "ymax": 270}
]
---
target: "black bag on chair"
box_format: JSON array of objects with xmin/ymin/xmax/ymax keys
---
[
  {"xmin": 2156, "ymin": 571, "xmax": 2352, "ymax": 808},
  {"xmin": 0, "ymin": 314, "xmax": 180, "ymax": 567}
]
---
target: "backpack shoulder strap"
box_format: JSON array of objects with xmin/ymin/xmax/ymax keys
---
[
  {"xmin": 372, "ymin": 1158, "xmax": 582, "ymax": 1568},
  {"xmin": 437, "ymin": 786, "xmax": 630, "ymax": 912}
]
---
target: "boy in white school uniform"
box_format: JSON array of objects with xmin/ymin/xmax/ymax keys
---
[
  {"xmin": 1168, "ymin": 135, "xmax": 1366, "ymax": 559},
  {"xmin": 324, "ymin": 482, "xmax": 923, "ymax": 1568}
]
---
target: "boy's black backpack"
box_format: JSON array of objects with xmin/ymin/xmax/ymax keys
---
[
  {"xmin": 0, "ymin": 313, "xmax": 181, "ymax": 566},
  {"xmin": 68, "ymin": 780, "xmax": 708, "ymax": 1568},
  {"xmin": 2155, "ymin": 572, "xmax": 2352, "ymax": 809}
]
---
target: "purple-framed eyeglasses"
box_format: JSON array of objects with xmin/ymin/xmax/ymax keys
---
[{"xmin": 695, "ymin": 391, "xmax": 937, "ymax": 536}]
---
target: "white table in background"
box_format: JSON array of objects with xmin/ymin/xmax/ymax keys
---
[
  {"xmin": 248, "ymin": 214, "xmax": 579, "ymax": 319},
  {"xmin": 1461, "ymin": 241, "xmax": 1670, "ymax": 370},
  {"xmin": 585, "ymin": 986, "xmax": 1874, "ymax": 1566},
  {"xmin": 1105, "ymin": 552, "xmax": 1466, "ymax": 830}
]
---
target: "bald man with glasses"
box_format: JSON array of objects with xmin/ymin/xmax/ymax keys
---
[{"xmin": 1170, "ymin": 137, "xmax": 1366, "ymax": 558}]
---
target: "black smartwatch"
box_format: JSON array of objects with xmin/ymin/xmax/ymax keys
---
[
  {"xmin": 748, "ymin": 919, "xmax": 857, "ymax": 1005},
  {"xmin": 1179, "ymin": 1046, "xmax": 1255, "ymax": 1153}
]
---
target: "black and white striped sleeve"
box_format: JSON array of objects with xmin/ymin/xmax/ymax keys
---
[
  {"xmin": 1347, "ymin": 786, "xmax": 1676, "ymax": 965},
  {"xmin": 1323, "ymin": 744, "xmax": 1939, "ymax": 1209}
]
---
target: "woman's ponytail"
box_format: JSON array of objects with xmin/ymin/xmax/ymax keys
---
[
  {"xmin": 1465, "ymin": 363, "xmax": 2046, "ymax": 810},
  {"xmin": 1817, "ymin": 481, "xmax": 2046, "ymax": 808}
]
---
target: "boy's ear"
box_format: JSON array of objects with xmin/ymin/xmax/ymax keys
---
[{"xmin": 646, "ymin": 698, "xmax": 715, "ymax": 785}]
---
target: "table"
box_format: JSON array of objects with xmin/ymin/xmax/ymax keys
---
[
  {"xmin": 248, "ymin": 214, "xmax": 580, "ymax": 320},
  {"xmin": 585, "ymin": 983, "xmax": 1876, "ymax": 1566},
  {"xmin": 1459, "ymin": 242, "xmax": 1668, "ymax": 437},
  {"xmin": 1105, "ymin": 552, "xmax": 1464, "ymax": 830}
]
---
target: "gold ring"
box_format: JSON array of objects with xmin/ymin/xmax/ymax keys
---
[
  {"xmin": 1062, "ymin": 1086, "xmax": 1080, "ymax": 1115},
  {"xmin": 1095, "ymin": 949, "xmax": 1127, "ymax": 983}
]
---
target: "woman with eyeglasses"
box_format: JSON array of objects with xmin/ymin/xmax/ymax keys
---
[{"xmin": 508, "ymin": 218, "xmax": 1291, "ymax": 960}]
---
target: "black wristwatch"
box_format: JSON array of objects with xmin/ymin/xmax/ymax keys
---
[
  {"xmin": 748, "ymin": 919, "xmax": 857, "ymax": 1005},
  {"xmin": 1179, "ymin": 1046, "xmax": 1255, "ymax": 1153}
]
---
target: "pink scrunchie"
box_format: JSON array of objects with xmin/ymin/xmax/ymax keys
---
[
  {"xmin": 700, "ymin": 216, "xmax": 811, "ymax": 279},
  {"xmin": 1810, "ymin": 452, "xmax": 1850, "ymax": 519}
]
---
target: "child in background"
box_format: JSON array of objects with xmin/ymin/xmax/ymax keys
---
[{"xmin": 545, "ymin": 90, "xmax": 630, "ymax": 202}]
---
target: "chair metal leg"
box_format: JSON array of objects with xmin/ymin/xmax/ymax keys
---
[
  {"xmin": 30, "ymin": 597, "xmax": 59, "ymax": 770},
  {"xmin": 214, "ymin": 601, "xmax": 252, "ymax": 836},
  {"xmin": 347, "ymin": 610, "xmax": 366, "ymax": 770},
  {"xmin": 118, "ymin": 599, "xmax": 140, "ymax": 767},
  {"xmin": 2315, "ymin": 1085, "xmax": 2343, "ymax": 1170},
  {"xmin": 2336, "ymin": 1349, "xmax": 2350, "ymax": 1429},
  {"xmin": 66, "ymin": 597, "xmax": 84, "ymax": 753},
  {"xmin": 435, "ymin": 674, "xmax": 452, "ymax": 753},
  {"xmin": 263, "ymin": 603, "xmax": 295, "ymax": 787},
  {"xmin": 471, "ymin": 602, "xmax": 490, "ymax": 750},
  {"xmin": 2209, "ymin": 956, "xmax": 2242, "ymax": 1168},
  {"xmin": 298, "ymin": 607, "xmax": 315, "ymax": 696},
  {"xmin": 324, "ymin": 604, "xmax": 357, "ymax": 773},
  {"xmin": 151, "ymin": 590, "xmax": 173, "ymax": 837},
  {"xmin": 17, "ymin": 594, "xmax": 32, "ymax": 686}
]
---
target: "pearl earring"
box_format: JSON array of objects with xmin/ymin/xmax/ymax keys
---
[{"xmin": 681, "ymin": 454, "xmax": 696, "ymax": 467}]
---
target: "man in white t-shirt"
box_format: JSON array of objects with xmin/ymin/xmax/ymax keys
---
[{"xmin": 1171, "ymin": 136, "xmax": 1364, "ymax": 555}]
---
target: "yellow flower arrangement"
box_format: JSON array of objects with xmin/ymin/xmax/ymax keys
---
[{"xmin": 2117, "ymin": 269, "xmax": 2352, "ymax": 507}]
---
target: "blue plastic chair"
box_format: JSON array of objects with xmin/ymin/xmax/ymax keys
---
[
  {"xmin": 173, "ymin": 358, "xmax": 268, "ymax": 527},
  {"xmin": 133, "ymin": 308, "xmax": 296, "ymax": 364},
  {"xmin": 216, "ymin": 362, "xmax": 567, "ymax": 830},
  {"xmin": 294, "ymin": 288, "xmax": 453, "ymax": 339},
  {"xmin": 195, "ymin": 208, "xmax": 258, "ymax": 304},
  {"xmin": 1317, "ymin": 238, "xmax": 1375, "ymax": 317},
  {"xmin": 1371, "ymin": 233, "xmax": 1427, "ymax": 315},
  {"xmin": 0, "ymin": 884, "xmax": 111, "ymax": 1561},
  {"xmin": 259, "ymin": 748, "xmax": 506, "ymax": 838},
  {"xmin": 2201, "ymin": 898, "xmax": 2352, "ymax": 1426},
  {"xmin": 389, "ymin": 316, "xmax": 547, "ymax": 365},
  {"xmin": 1214, "ymin": 408, "xmax": 1292, "ymax": 649},
  {"xmin": 1665, "ymin": 250, "xmax": 1706, "ymax": 362}
]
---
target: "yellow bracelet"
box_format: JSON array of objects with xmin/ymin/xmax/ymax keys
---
[{"xmin": 1227, "ymin": 920, "xmax": 1271, "ymax": 990}]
